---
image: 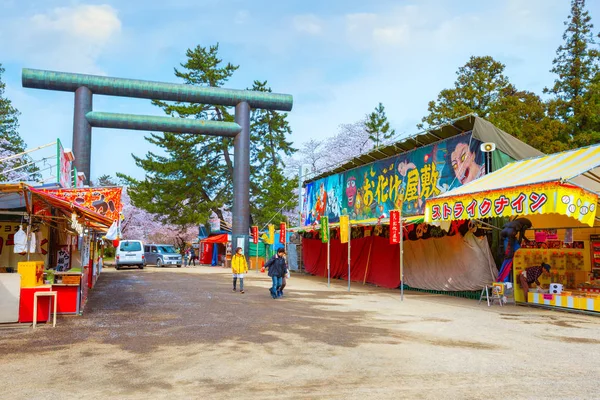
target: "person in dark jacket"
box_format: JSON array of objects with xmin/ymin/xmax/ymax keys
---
[
  {"xmin": 264, "ymin": 248, "xmax": 288, "ymax": 299},
  {"xmin": 190, "ymin": 247, "xmax": 196, "ymax": 266}
]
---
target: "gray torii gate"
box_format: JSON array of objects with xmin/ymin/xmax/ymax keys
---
[{"xmin": 22, "ymin": 68, "xmax": 293, "ymax": 254}]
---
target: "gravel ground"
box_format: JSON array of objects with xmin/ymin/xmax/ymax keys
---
[{"xmin": 1, "ymin": 266, "xmax": 600, "ymax": 400}]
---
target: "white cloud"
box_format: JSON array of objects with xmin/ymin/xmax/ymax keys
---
[
  {"xmin": 293, "ymin": 14, "xmax": 323, "ymax": 35},
  {"xmin": 1, "ymin": 4, "xmax": 122, "ymax": 74}
]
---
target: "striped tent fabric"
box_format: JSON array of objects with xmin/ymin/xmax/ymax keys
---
[{"xmin": 436, "ymin": 143, "xmax": 600, "ymax": 198}]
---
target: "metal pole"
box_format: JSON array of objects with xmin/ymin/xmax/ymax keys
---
[
  {"xmin": 233, "ymin": 101, "xmax": 251, "ymax": 258},
  {"xmin": 327, "ymin": 231, "xmax": 330, "ymax": 288},
  {"xmin": 348, "ymin": 220, "xmax": 351, "ymax": 292},
  {"xmin": 400, "ymin": 214, "xmax": 404, "ymax": 302},
  {"xmin": 73, "ymin": 86, "xmax": 93, "ymax": 184},
  {"xmin": 26, "ymin": 220, "xmax": 31, "ymax": 261},
  {"xmin": 298, "ymin": 166, "xmax": 304, "ymax": 225}
]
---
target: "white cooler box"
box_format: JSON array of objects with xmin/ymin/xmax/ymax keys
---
[{"xmin": 549, "ymin": 283, "xmax": 563, "ymax": 294}]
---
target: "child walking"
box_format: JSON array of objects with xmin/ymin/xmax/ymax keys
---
[{"xmin": 231, "ymin": 247, "xmax": 248, "ymax": 294}]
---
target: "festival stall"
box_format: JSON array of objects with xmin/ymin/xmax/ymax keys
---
[
  {"xmin": 425, "ymin": 144, "xmax": 600, "ymax": 313},
  {"xmin": 200, "ymin": 233, "xmax": 230, "ymax": 266},
  {"xmin": 299, "ymin": 116, "xmax": 541, "ymax": 292},
  {"xmin": 0, "ymin": 183, "xmax": 120, "ymax": 324}
]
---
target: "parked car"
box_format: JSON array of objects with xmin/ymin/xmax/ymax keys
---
[
  {"xmin": 115, "ymin": 240, "xmax": 145, "ymax": 270},
  {"xmin": 144, "ymin": 244, "xmax": 182, "ymax": 268}
]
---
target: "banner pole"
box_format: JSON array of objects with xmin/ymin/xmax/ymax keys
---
[
  {"xmin": 256, "ymin": 240, "xmax": 258, "ymax": 273},
  {"xmin": 400, "ymin": 213, "xmax": 404, "ymax": 302},
  {"xmin": 348, "ymin": 221, "xmax": 351, "ymax": 292},
  {"xmin": 327, "ymin": 231, "xmax": 330, "ymax": 288}
]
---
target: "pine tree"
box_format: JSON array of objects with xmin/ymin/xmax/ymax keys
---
[
  {"xmin": 0, "ymin": 64, "xmax": 24, "ymax": 153},
  {"xmin": 119, "ymin": 44, "xmax": 296, "ymax": 228},
  {"xmin": 419, "ymin": 56, "xmax": 511, "ymax": 128},
  {"xmin": 94, "ymin": 174, "xmax": 117, "ymax": 187},
  {"xmin": 0, "ymin": 64, "xmax": 39, "ymax": 181},
  {"xmin": 249, "ymin": 80, "xmax": 297, "ymax": 226},
  {"xmin": 365, "ymin": 103, "xmax": 395, "ymax": 147},
  {"xmin": 544, "ymin": 0, "xmax": 600, "ymax": 147},
  {"xmin": 419, "ymin": 56, "xmax": 567, "ymax": 153}
]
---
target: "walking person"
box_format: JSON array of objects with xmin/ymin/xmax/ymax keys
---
[
  {"xmin": 190, "ymin": 246, "xmax": 196, "ymax": 267},
  {"xmin": 183, "ymin": 247, "xmax": 190, "ymax": 267},
  {"xmin": 231, "ymin": 247, "xmax": 248, "ymax": 293},
  {"xmin": 264, "ymin": 248, "xmax": 287, "ymax": 299}
]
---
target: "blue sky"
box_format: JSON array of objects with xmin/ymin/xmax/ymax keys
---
[{"xmin": 1, "ymin": 0, "xmax": 598, "ymax": 182}]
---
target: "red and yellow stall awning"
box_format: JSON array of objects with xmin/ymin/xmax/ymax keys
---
[
  {"xmin": 426, "ymin": 181, "xmax": 597, "ymax": 227},
  {"xmin": 425, "ymin": 144, "xmax": 600, "ymax": 227}
]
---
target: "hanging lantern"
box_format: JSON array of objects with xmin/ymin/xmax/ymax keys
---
[{"xmin": 112, "ymin": 238, "xmax": 120, "ymax": 247}]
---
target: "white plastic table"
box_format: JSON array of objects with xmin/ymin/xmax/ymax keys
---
[{"xmin": 33, "ymin": 291, "xmax": 57, "ymax": 329}]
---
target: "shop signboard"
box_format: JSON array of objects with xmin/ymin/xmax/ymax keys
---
[
  {"xmin": 279, "ymin": 223, "xmax": 286, "ymax": 244},
  {"xmin": 76, "ymin": 171, "xmax": 86, "ymax": 188},
  {"xmin": 302, "ymin": 132, "xmax": 485, "ymax": 226},
  {"xmin": 34, "ymin": 187, "xmax": 123, "ymax": 222},
  {"xmin": 57, "ymin": 139, "xmax": 73, "ymax": 189},
  {"xmin": 389, "ymin": 210, "xmax": 400, "ymax": 245},
  {"xmin": 339, "ymin": 215, "xmax": 349, "ymax": 244},
  {"xmin": 426, "ymin": 182, "xmax": 598, "ymax": 227},
  {"xmin": 251, "ymin": 226, "xmax": 259, "ymax": 244},
  {"xmin": 209, "ymin": 216, "xmax": 220, "ymax": 232}
]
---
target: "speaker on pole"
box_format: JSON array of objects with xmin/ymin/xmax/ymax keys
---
[{"xmin": 480, "ymin": 142, "xmax": 496, "ymax": 175}]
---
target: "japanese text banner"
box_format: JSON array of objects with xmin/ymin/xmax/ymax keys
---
[
  {"xmin": 339, "ymin": 215, "xmax": 349, "ymax": 243},
  {"xmin": 302, "ymin": 132, "xmax": 485, "ymax": 226},
  {"xmin": 425, "ymin": 182, "xmax": 598, "ymax": 227},
  {"xmin": 34, "ymin": 187, "xmax": 122, "ymax": 222}
]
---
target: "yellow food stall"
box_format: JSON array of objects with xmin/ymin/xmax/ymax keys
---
[{"xmin": 425, "ymin": 144, "xmax": 600, "ymax": 314}]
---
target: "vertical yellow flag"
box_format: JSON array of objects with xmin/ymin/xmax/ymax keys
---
[
  {"xmin": 339, "ymin": 215, "xmax": 349, "ymax": 243},
  {"xmin": 268, "ymin": 224, "xmax": 275, "ymax": 244}
]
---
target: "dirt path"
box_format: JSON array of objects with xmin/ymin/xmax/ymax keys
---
[{"xmin": 1, "ymin": 267, "xmax": 599, "ymax": 399}]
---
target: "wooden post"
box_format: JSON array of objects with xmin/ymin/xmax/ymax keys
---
[
  {"xmin": 363, "ymin": 235, "xmax": 374, "ymax": 285},
  {"xmin": 348, "ymin": 221, "xmax": 351, "ymax": 291},
  {"xmin": 327, "ymin": 233, "xmax": 330, "ymax": 287},
  {"xmin": 400, "ymin": 215, "xmax": 404, "ymax": 301}
]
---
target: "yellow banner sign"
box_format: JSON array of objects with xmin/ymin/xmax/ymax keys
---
[
  {"xmin": 425, "ymin": 182, "xmax": 598, "ymax": 227},
  {"xmin": 267, "ymin": 224, "xmax": 275, "ymax": 244},
  {"xmin": 339, "ymin": 215, "xmax": 349, "ymax": 243}
]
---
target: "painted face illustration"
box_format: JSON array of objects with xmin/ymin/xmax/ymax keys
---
[
  {"xmin": 451, "ymin": 142, "xmax": 482, "ymax": 185},
  {"xmin": 346, "ymin": 176, "xmax": 357, "ymax": 207}
]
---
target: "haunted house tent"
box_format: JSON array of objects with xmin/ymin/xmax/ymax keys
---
[{"xmin": 300, "ymin": 115, "xmax": 545, "ymax": 291}]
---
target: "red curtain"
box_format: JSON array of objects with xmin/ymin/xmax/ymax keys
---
[
  {"xmin": 200, "ymin": 243, "xmax": 213, "ymax": 264},
  {"xmin": 302, "ymin": 236, "xmax": 401, "ymax": 289}
]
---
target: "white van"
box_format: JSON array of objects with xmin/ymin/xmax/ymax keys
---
[{"xmin": 115, "ymin": 240, "xmax": 145, "ymax": 270}]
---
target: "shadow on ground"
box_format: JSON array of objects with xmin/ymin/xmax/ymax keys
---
[{"xmin": 0, "ymin": 270, "xmax": 405, "ymax": 355}]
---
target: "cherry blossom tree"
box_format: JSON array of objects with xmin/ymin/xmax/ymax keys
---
[
  {"xmin": 0, "ymin": 138, "xmax": 31, "ymax": 182},
  {"xmin": 120, "ymin": 188, "xmax": 197, "ymax": 248}
]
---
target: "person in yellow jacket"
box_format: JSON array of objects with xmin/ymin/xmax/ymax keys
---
[{"xmin": 231, "ymin": 247, "xmax": 248, "ymax": 294}]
